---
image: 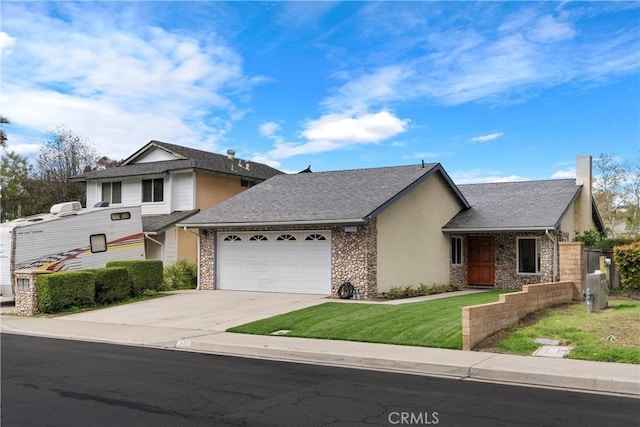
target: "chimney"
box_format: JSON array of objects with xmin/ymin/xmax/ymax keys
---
[{"xmin": 575, "ymin": 155, "xmax": 593, "ymax": 234}]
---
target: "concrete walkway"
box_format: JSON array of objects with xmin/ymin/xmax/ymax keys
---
[{"xmin": 1, "ymin": 290, "xmax": 638, "ymax": 398}]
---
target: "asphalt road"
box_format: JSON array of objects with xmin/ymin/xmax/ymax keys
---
[{"xmin": 1, "ymin": 334, "xmax": 638, "ymax": 427}]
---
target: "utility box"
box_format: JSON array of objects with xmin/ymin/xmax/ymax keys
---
[{"xmin": 585, "ymin": 272, "xmax": 608, "ymax": 312}]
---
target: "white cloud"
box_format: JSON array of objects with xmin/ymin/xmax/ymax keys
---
[
  {"xmin": 258, "ymin": 111, "xmax": 409, "ymax": 161},
  {"xmin": 324, "ymin": 5, "xmax": 639, "ymax": 111},
  {"xmin": 0, "ymin": 31, "xmax": 15, "ymax": 56},
  {"xmin": 551, "ymin": 168, "xmax": 576, "ymax": 179},
  {"xmin": 260, "ymin": 122, "xmax": 281, "ymax": 138},
  {"xmin": 452, "ymin": 169, "xmax": 528, "ymax": 184},
  {"xmin": 1, "ymin": 3, "xmax": 251, "ymax": 160},
  {"xmin": 470, "ymin": 132, "xmax": 504, "ymax": 143}
]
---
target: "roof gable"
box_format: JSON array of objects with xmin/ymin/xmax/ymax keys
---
[
  {"xmin": 443, "ymin": 179, "xmax": 582, "ymax": 232},
  {"xmin": 74, "ymin": 140, "xmax": 282, "ymax": 181},
  {"xmin": 181, "ymin": 163, "xmax": 469, "ymax": 227}
]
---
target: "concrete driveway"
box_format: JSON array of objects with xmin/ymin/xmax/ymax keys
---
[{"xmin": 59, "ymin": 290, "xmax": 329, "ymax": 331}]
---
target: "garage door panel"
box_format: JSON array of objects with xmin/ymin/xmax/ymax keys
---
[{"xmin": 217, "ymin": 231, "xmax": 331, "ymax": 294}]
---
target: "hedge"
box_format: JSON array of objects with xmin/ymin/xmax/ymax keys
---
[
  {"xmin": 613, "ymin": 242, "xmax": 640, "ymax": 291},
  {"xmin": 36, "ymin": 271, "xmax": 95, "ymax": 313},
  {"xmin": 92, "ymin": 267, "xmax": 130, "ymax": 304},
  {"xmin": 107, "ymin": 260, "xmax": 163, "ymax": 296}
]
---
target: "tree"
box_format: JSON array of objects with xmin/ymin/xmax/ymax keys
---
[
  {"xmin": 621, "ymin": 156, "xmax": 640, "ymax": 236},
  {"xmin": 0, "ymin": 115, "xmax": 9, "ymax": 148},
  {"xmin": 593, "ymin": 153, "xmax": 624, "ymax": 237},
  {"xmin": 33, "ymin": 125, "xmax": 98, "ymax": 208},
  {"xmin": 0, "ymin": 151, "xmax": 31, "ymax": 222}
]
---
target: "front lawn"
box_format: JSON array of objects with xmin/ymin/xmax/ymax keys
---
[
  {"xmin": 227, "ymin": 291, "xmax": 503, "ymax": 349},
  {"xmin": 497, "ymin": 300, "xmax": 640, "ymax": 364}
]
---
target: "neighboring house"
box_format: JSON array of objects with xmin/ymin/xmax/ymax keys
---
[
  {"xmin": 73, "ymin": 141, "xmax": 282, "ymax": 265},
  {"xmin": 180, "ymin": 155, "xmax": 604, "ymax": 298}
]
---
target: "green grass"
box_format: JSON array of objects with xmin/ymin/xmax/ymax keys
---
[
  {"xmin": 497, "ymin": 300, "xmax": 640, "ymax": 364},
  {"xmin": 228, "ymin": 291, "xmax": 503, "ymax": 349}
]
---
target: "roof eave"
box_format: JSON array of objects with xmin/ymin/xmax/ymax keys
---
[
  {"xmin": 443, "ymin": 226, "xmax": 560, "ymax": 233},
  {"xmin": 177, "ymin": 218, "xmax": 366, "ymax": 229}
]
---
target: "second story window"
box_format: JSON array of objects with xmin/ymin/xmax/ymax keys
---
[
  {"xmin": 142, "ymin": 178, "xmax": 164, "ymax": 203},
  {"xmin": 101, "ymin": 181, "xmax": 122, "ymax": 204}
]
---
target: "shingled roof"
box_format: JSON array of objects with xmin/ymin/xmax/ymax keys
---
[
  {"xmin": 74, "ymin": 140, "xmax": 283, "ymax": 181},
  {"xmin": 142, "ymin": 210, "xmax": 200, "ymax": 234},
  {"xmin": 180, "ymin": 164, "xmax": 468, "ymax": 227},
  {"xmin": 443, "ymin": 179, "xmax": 582, "ymax": 232}
]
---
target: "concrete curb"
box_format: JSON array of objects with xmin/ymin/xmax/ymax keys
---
[{"xmin": 2, "ymin": 317, "xmax": 639, "ymax": 398}]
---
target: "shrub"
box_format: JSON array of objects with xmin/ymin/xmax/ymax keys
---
[
  {"xmin": 163, "ymin": 260, "xmax": 197, "ymax": 290},
  {"xmin": 574, "ymin": 230, "xmax": 638, "ymax": 249},
  {"xmin": 36, "ymin": 271, "xmax": 95, "ymax": 313},
  {"xmin": 384, "ymin": 282, "xmax": 463, "ymax": 300},
  {"xmin": 92, "ymin": 267, "xmax": 130, "ymax": 304},
  {"xmin": 107, "ymin": 260, "xmax": 163, "ymax": 296},
  {"xmin": 613, "ymin": 242, "xmax": 640, "ymax": 291}
]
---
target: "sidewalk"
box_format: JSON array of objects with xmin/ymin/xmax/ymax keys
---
[{"xmin": 1, "ymin": 314, "xmax": 638, "ymax": 398}]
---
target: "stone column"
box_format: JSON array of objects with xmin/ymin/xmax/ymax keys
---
[
  {"xmin": 559, "ymin": 242, "xmax": 584, "ymax": 300},
  {"xmin": 14, "ymin": 270, "xmax": 51, "ymax": 316},
  {"xmin": 198, "ymin": 230, "xmax": 215, "ymax": 290}
]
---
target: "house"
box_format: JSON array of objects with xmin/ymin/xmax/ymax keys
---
[
  {"xmin": 73, "ymin": 141, "xmax": 282, "ymax": 265},
  {"xmin": 179, "ymin": 155, "xmax": 604, "ymax": 298}
]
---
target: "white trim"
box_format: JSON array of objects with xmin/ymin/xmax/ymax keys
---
[{"xmin": 451, "ymin": 236, "xmax": 463, "ymax": 265}]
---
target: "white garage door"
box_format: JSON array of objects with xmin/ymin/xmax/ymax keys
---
[{"xmin": 217, "ymin": 231, "xmax": 331, "ymax": 294}]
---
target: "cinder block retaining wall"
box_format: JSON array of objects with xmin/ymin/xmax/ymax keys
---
[{"xmin": 462, "ymin": 281, "xmax": 574, "ymax": 351}]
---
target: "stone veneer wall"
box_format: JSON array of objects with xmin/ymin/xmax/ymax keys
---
[
  {"xmin": 331, "ymin": 220, "xmax": 377, "ymax": 299},
  {"xmin": 13, "ymin": 270, "xmax": 51, "ymax": 316},
  {"xmin": 462, "ymin": 281, "xmax": 574, "ymax": 350},
  {"xmin": 198, "ymin": 229, "xmax": 215, "ymax": 290},
  {"xmin": 449, "ymin": 232, "xmax": 562, "ymax": 290},
  {"xmin": 196, "ymin": 221, "xmax": 378, "ymax": 298},
  {"xmin": 559, "ymin": 241, "xmax": 585, "ymax": 300}
]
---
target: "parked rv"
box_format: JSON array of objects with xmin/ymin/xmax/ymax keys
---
[{"xmin": 0, "ymin": 201, "xmax": 145, "ymax": 299}]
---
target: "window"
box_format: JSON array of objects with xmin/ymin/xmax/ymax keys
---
[
  {"xmin": 90, "ymin": 234, "xmax": 107, "ymax": 253},
  {"xmin": 16, "ymin": 278, "xmax": 30, "ymax": 292},
  {"xmin": 277, "ymin": 234, "xmax": 296, "ymax": 241},
  {"xmin": 249, "ymin": 235, "xmax": 268, "ymax": 241},
  {"xmin": 305, "ymin": 234, "xmax": 326, "ymax": 241},
  {"xmin": 223, "ymin": 235, "xmax": 242, "ymax": 242},
  {"xmin": 101, "ymin": 181, "xmax": 122, "ymax": 204},
  {"xmin": 517, "ymin": 238, "xmax": 540, "ymax": 274},
  {"xmin": 110, "ymin": 212, "xmax": 131, "ymax": 221},
  {"xmin": 451, "ymin": 237, "xmax": 463, "ymax": 265},
  {"xmin": 142, "ymin": 178, "xmax": 164, "ymax": 203}
]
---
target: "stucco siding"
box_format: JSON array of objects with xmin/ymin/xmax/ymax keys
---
[
  {"xmin": 561, "ymin": 202, "xmax": 576, "ymax": 239},
  {"xmin": 177, "ymin": 227, "xmax": 198, "ymax": 264},
  {"xmin": 377, "ymin": 173, "xmax": 464, "ymax": 292},
  {"xmin": 195, "ymin": 172, "xmax": 246, "ymax": 210}
]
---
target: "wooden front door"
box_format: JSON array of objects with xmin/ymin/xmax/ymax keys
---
[{"xmin": 467, "ymin": 236, "xmax": 495, "ymax": 286}]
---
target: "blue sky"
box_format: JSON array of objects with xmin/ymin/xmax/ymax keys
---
[{"xmin": 1, "ymin": 1, "xmax": 638, "ymax": 182}]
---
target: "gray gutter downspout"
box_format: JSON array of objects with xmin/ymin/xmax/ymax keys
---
[{"xmin": 545, "ymin": 229, "xmax": 558, "ymax": 282}]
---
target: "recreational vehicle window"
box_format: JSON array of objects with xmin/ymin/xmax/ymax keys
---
[
  {"xmin": 142, "ymin": 178, "xmax": 164, "ymax": 203},
  {"xmin": 101, "ymin": 181, "xmax": 122, "ymax": 204},
  {"xmin": 111, "ymin": 212, "xmax": 131, "ymax": 221},
  {"xmin": 90, "ymin": 234, "xmax": 107, "ymax": 253}
]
